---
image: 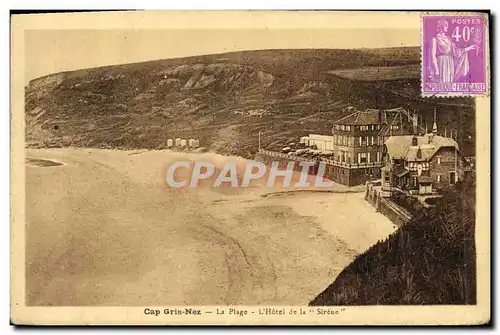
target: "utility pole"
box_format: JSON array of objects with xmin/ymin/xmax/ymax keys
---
[
  {"xmin": 258, "ymin": 131, "xmax": 261, "ymax": 150},
  {"xmin": 400, "ymin": 113, "xmax": 403, "ymax": 136}
]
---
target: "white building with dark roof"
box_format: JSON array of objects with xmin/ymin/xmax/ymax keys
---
[{"xmin": 325, "ymin": 106, "xmax": 421, "ymax": 185}]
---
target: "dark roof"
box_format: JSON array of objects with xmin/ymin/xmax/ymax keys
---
[
  {"xmin": 418, "ymin": 176, "xmax": 433, "ymax": 183},
  {"xmin": 327, "ymin": 64, "xmax": 420, "ymax": 82},
  {"xmin": 396, "ymin": 169, "xmax": 410, "ymax": 177},
  {"xmin": 334, "ymin": 109, "xmax": 380, "ymax": 125}
]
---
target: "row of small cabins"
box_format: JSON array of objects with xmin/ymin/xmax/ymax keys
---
[
  {"xmin": 166, "ymin": 138, "xmax": 200, "ymax": 148},
  {"xmin": 257, "ymin": 106, "xmax": 470, "ymax": 196}
]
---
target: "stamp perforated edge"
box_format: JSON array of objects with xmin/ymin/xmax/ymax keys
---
[{"xmin": 419, "ymin": 11, "xmax": 491, "ymax": 98}]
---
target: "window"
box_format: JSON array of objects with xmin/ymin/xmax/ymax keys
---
[
  {"xmin": 346, "ymin": 125, "xmax": 351, "ymax": 131},
  {"xmin": 358, "ymin": 152, "xmax": 367, "ymax": 164},
  {"xmin": 437, "ymin": 157, "xmax": 441, "ymax": 165},
  {"xmin": 366, "ymin": 136, "xmax": 370, "ymax": 146},
  {"xmin": 360, "ymin": 125, "xmax": 369, "ymax": 131},
  {"xmin": 371, "ymin": 136, "xmax": 375, "ymax": 146},
  {"xmin": 437, "ymin": 174, "xmax": 441, "ymax": 182},
  {"xmin": 361, "ymin": 137, "xmax": 367, "ymax": 147},
  {"xmin": 376, "ymin": 151, "xmax": 381, "ymax": 162},
  {"xmin": 367, "ymin": 152, "xmax": 371, "ymax": 163},
  {"xmin": 449, "ymin": 172, "xmax": 456, "ymax": 184},
  {"xmin": 347, "ymin": 152, "xmax": 351, "ymax": 163},
  {"xmin": 391, "ymin": 125, "xmax": 400, "ymax": 130}
]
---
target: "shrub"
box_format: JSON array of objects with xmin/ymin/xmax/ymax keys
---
[{"xmin": 310, "ymin": 181, "xmax": 476, "ymax": 305}]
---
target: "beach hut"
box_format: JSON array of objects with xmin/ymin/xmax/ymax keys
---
[
  {"xmin": 180, "ymin": 139, "xmax": 187, "ymax": 147},
  {"xmin": 188, "ymin": 139, "xmax": 195, "ymax": 147},
  {"xmin": 167, "ymin": 139, "xmax": 173, "ymax": 147},
  {"xmin": 175, "ymin": 138, "xmax": 182, "ymax": 146}
]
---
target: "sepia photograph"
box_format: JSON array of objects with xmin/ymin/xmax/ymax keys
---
[{"xmin": 10, "ymin": 11, "xmax": 490, "ymax": 325}]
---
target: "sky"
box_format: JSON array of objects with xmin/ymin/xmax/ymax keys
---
[{"xmin": 24, "ymin": 28, "xmax": 419, "ymax": 82}]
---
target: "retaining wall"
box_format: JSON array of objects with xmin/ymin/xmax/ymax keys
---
[{"xmin": 365, "ymin": 184, "xmax": 412, "ymax": 227}]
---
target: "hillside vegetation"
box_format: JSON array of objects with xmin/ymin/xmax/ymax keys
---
[
  {"xmin": 310, "ymin": 181, "xmax": 476, "ymax": 305},
  {"xmin": 25, "ymin": 47, "xmax": 475, "ymax": 158}
]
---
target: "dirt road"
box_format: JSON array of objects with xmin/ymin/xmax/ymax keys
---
[{"xmin": 25, "ymin": 148, "xmax": 395, "ymax": 306}]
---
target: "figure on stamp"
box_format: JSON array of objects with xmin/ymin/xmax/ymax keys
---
[{"xmin": 429, "ymin": 19, "xmax": 478, "ymax": 83}]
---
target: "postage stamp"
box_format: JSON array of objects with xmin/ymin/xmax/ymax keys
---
[{"xmin": 421, "ymin": 14, "xmax": 488, "ymax": 97}]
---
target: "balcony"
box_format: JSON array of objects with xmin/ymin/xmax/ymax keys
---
[
  {"xmin": 258, "ymin": 149, "xmax": 384, "ymax": 169},
  {"xmin": 319, "ymin": 158, "xmax": 384, "ymax": 169}
]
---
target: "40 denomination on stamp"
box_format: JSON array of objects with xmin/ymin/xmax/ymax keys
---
[{"xmin": 421, "ymin": 14, "xmax": 488, "ymax": 97}]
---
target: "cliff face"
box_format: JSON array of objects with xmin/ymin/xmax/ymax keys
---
[{"xmin": 25, "ymin": 47, "xmax": 437, "ymax": 158}]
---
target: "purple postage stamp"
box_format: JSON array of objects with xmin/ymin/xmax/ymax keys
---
[{"xmin": 422, "ymin": 14, "xmax": 488, "ymax": 96}]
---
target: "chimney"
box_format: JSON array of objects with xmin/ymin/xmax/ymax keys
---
[
  {"xmin": 412, "ymin": 135, "xmax": 418, "ymax": 146},
  {"xmin": 417, "ymin": 146, "xmax": 422, "ymax": 159}
]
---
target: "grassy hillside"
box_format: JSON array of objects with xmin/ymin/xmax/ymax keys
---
[
  {"xmin": 310, "ymin": 181, "xmax": 476, "ymax": 305},
  {"xmin": 25, "ymin": 47, "xmax": 475, "ymax": 158}
]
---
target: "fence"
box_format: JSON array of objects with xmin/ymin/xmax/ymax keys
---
[{"xmin": 258, "ymin": 149, "xmax": 384, "ymax": 169}]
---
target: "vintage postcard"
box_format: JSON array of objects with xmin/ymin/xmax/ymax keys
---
[{"xmin": 10, "ymin": 11, "xmax": 490, "ymax": 325}]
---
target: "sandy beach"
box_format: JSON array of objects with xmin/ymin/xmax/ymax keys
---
[{"xmin": 25, "ymin": 148, "xmax": 396, "ymax": 306}]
